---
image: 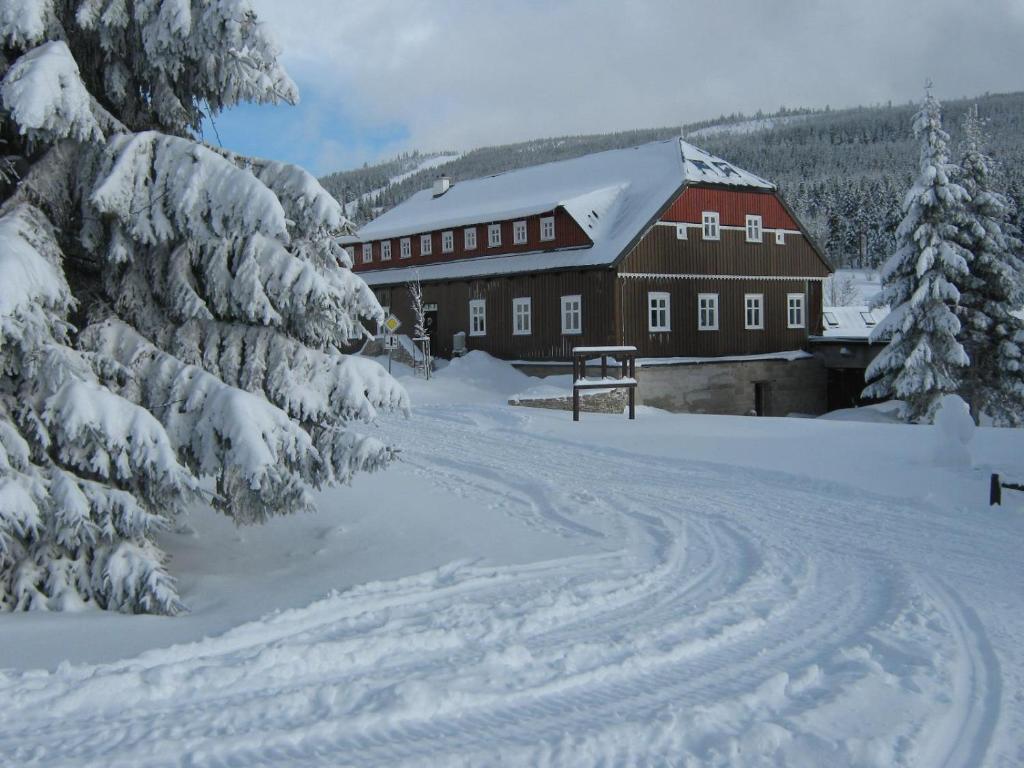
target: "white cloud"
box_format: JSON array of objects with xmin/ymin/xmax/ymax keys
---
[{"xmin": 249, "ymin": 0, "xmax": 1024, "ymax": 163}]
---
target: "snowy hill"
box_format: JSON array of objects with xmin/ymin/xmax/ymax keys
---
[{"xmin": 1, "ymin": 353, "xmax": 1022, "ymax": 766}]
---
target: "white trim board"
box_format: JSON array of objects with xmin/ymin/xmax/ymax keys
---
[{"xmin": 619, "ymin": 273, "xmax": 827, "ymax": 282}]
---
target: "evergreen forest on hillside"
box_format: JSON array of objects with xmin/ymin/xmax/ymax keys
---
[{"xmin": 320, "ymin": 92, "xmax": 1024, "ymax": 269}]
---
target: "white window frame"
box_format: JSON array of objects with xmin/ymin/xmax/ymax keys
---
[
  {"xmin": 561, "ymin": 294, "xmax": 582, "ymax": 336},
  {"xmin": 420, "ymin": 234, "xmax": 433, "ymax": 256},
  {"xmin": 648, "ymin": 292, "xmax": 670, "ymax": 332},
  {"xmin": 512, "ymin": 297, "xmax": 532, "ymax": 336},
  {"xmin": 787, "ymin": 293, "xmax": 805, "ymax": 329},
  {"xmin": 702, "ymin": 211, "xmax": 720, "ymax": 241},
  {"xmin": 464, "ymin": 227, "xmax": 477, "ymax": 250},
  {"xmin": 675, "ymin": 224, "xmax": 688, "ymax": 240},
  {"xmin": 513, "ymin": 220, "xmax": 528, "ymax": 245},
  {"xmin": 488, "ymin": 223, "xmax": 502, "ymax": 248},
  {"xmin": 469, "ymin": 299, "xmax": 486, "ymax": 337},
  {"xmin": 441, "ymin": 230, "xmax": 454, "ymax": 254},
  {"xmin": 698, "ymin": 293, "xmax": 719, "ymax": 331},
  {"xmin": 376, "ymin": 305, "xmax": 390, "ymax": 335},
  {"xmin": 745, "ymin": 215, "xmax": 763, "ymax": 243},
  {"xmin": 400, "ymin": 237, "xmax": 411, "ymax": 259},
  {"xmin": 775, "ymin": 230, "xmax": 785, "ymax": 245},
  {"xmin": 540, "ymin": 216, "xmax": 555, "ymax": 242},
  {"xmin": 380, "ymin": 240, "xmax": 391, "ymax": 261},
  {"xmin": 362, "ymin": 243, "xmax": 372, "ymax": 263},
  {"xmin": 344, "ymin": 246, "xmax": 355, "ymax": 262},
  {"xmin": 745, "ymin": 293, "xmax": 764, "ymax": 330}
]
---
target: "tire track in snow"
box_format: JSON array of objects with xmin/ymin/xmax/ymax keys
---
[{"xmin": 0, "ymin": 404, "xmax": 1003, "ymax": 767}]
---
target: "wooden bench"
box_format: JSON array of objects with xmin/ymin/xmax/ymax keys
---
[{"xmin": 571, "ymin": 346, "xmax": 638, "ymax": 421}]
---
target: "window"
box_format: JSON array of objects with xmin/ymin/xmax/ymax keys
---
[
  {"xmin": 540, "ymin": 216, "xmax": 555, "ymax": 242},
  {"xmin": 464, "ymin": 227, "xmax": 477, "ymax": 250},
  {"xmin": 860, "ymin": 311, "xmax": 877, "ymax": 327},
  {"xmin": 745, "ymin": 215, "xmax": 763, "ymax": 243},
  {"xmin": 442, "ymin": 231, "xmax": 454, "ymax": 253},
  {"xmin": 420, "ymin": 234, "xmax": 433, "ymax": 256},
  {"xmin": 676, "ymin": 224, "xmax": 688, "ymax": 240},
  {"xmin": 513, "ymin": 220, "xmax": 527, "ymax": 244},
  {"xmin": 488, "ymin": 223, "xmax": 502, "ymax": 248},
  {"xmin": 561, "ymin": 294, "xmax": 582, "ymax": 335},
  {"xmin": 702, "ymin": 211, "xmax": 720, "ymax": 241},
  {"xmin": 775, "ymin": 230, "xmax": 785, "ymax": 245},
  {"xmin": 380, "ymin": 240, "xmax": 392, "ymax": 261},
  {"xmin": 377, "ymin": 305, "xmax": 390, "ymax": 335},
  {"xmin": 824, "ymin": 311, "xmax": 839, "ymax": 327},
  {"xmin": 648, "ymin": 292, "xmax": 670, "ymax": 332},
  {"xmin": 469, "ymin": 299, "xmax": 486, "ymax": 336},
  {"xmin": 745, "ymin": 294, "xmax": 764, "ymax": 330},
  {"xmin": 698, "ymin": 293, "xmax": 718, "ymax": 330},
  {"xmin": 344, "ymin": 246, "xmax": 355, "ymax": 262},
  {"xmin": 362, "ymin": 243, "xmax": 372, "ymax": 263},
  {"xmin": 400, "ymin": 237, "xmax": 411, "ymax": 258},
  {"xmin": 512, "ymin": 297, "xmax": 532, "ymax": 335},
  {"xmin": 787, "ymin": 293, "xmax": 805, "ymax": 328}
]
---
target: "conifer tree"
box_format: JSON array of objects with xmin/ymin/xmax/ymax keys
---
[
  {"xmin": 863, "ymin": 91, "xmax": 970, "ymax": 422},
  {"xmin": 954, "ymin": 106, "xmax": 1024, "ymax": 425},
  {"xmin": 0, "ymin": 1, "xmax": 407, "ymax": 613}
]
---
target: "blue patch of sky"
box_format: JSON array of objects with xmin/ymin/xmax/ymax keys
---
[{"xmin": 201, "ymin": 80, "xmax": 409, "ymax": 176}]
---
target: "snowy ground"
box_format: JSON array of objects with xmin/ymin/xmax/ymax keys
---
[{"xmin": 2, "ymin": 353, "xmax": 1023, "ymax": 767}]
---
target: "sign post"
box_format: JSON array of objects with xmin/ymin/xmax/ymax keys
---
[{"xmin": 382, "ymin": 315, "xmax": 401, "ymax": 373}]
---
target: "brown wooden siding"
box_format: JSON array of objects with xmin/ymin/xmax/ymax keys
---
[
  {"xmin": 619, "ymin": 277, "xmax": 815, "ymax": 357},
  {"xmin": 374, "ymin": 270, "xmax": 617, "ymax": 360},
  {"xmin": 662, "ymin": 187, "xmax": 798, "ymax": 229},
  {"xmin": 618, "ymin": 225, "xmax": 831, "ymax": 278},
  {"xmin": 353, "ymin": 208, "xmax": 589, "ymax": 274}
]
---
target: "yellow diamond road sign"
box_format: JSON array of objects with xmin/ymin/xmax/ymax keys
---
[{"xmin": 383, "ymin": 314, "xmax": 401, "ymax": 334}]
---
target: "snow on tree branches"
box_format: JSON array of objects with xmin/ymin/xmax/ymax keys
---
[
  {"xmin": 864, "ymin": 91, "xmax": 970, "ymax": 422},
  {"xmin": 953, "ymin": 106, "xmax": 1024, "ymax": 425},
  {"xmin": 0, "ymin": 1, "xmax": 407, "ymax": 613}
]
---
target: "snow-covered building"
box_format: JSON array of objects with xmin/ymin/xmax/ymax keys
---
[
  {"xmin": 811, "ymin": 305, "xmax": 891, "ymax": 411},
  {"xmin": 350, "ymin": 139, "xmax": 834, "ymax": 415}
]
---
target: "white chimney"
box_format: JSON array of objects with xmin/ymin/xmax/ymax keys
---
[{"xmin": 432, "ymin": 175, "xmax": 451, "ymax": 197}]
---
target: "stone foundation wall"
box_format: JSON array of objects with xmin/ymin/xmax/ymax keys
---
[
  {"xmin": 509, "ymin": 389, "xmax": 627, "ymax": 414},
  {"xmin": 639, "ymin": 358, "xmax": 826, "ymax": 416}
]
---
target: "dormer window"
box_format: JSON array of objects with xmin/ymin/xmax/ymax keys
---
[
  {"xmin": 464, "ymin": 227, "xmax": 477, "ymax": 250},
  {"xmin": 745, "ymin": 215, "xmax": 762, "ymax": 243},
  {"xmin": 380, "ymin": 240, "xmax": 391, "ymax": 261},
  {"xmin": 420, "ymin": 234, "xmax": 433, "ymax": 256},
  {"xmin": 513, "ymin": 220, "xmax": 527, "ymax": 245},
  {"xmin": 362, "ymin": 243, "xmax": 372, "ymax": 263},
  {"xmin": 442, "ymin": 230, "xmax": 454, "ymax": 253},
  {"xmin": 540, "ymin": 216, "xmax": 555, "ymax": 242},
  {"xmin": 400, "ymin": 237, "xmax": 411, "ymax": 258},
  {"xmin": 702, "ymin": 211, "xmax": 720, "ymax": 241},
  {"xmin": 488, "ymin": 223, "xmax": 502, "ymax": 248}
]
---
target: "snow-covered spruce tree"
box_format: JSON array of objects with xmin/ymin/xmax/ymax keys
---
[
  {"xmin": 954, "ymin": 106, "xmax": 1024, "ymax": 425},
  {"xmin": 863, "ymin": 92, "xmax": 970, "ymax": 422},
  {"xmin": 0, "ymin": 2, "xmax": 407, "ymax": 613}
]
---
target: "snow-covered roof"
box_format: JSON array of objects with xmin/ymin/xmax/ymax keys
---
[
  {"xmin": 817, "ymin": 306, "xmax": 890, "ymax": 340},
  {"xmin": 355, "ymin": 139, "xmax": 772, "ymax": 283}
]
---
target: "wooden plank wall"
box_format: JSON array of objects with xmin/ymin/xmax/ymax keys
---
[
  {"xmin": 354, "ymin": 208, "xmax": 589, "ymax": 274},
  {"xmin": 619, "ymin": 276, "xmax": 816, "ymax": 357},
  {"xmin": 619, "ymin": 226, "xmax": 831, "ymax": 278},
  {"xmin": 374, "ymin": 270, "xmax": 618, "ymax": 360}
]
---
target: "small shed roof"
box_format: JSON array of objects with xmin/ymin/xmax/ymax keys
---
[{"xmin": 817, "ymin": 306, "xmax": 890, "ymax": 341}]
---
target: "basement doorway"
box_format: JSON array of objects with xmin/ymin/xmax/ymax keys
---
[{"xmin": 754, "ymin": 381, "xmax": 772, "ymax": 417}]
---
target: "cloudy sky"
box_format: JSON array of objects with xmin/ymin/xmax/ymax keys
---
[{"xmin": 208, "ymin": 0, "xmax": 1024, "ymax": 176}]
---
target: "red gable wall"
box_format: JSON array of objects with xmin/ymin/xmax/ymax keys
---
[{"xmin": 661, "ymin": 187, "xmax": 798, "ymax": 230}]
